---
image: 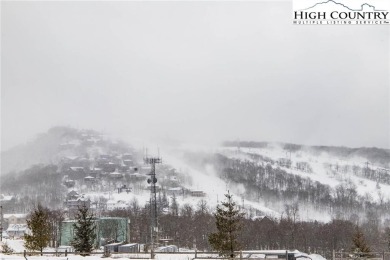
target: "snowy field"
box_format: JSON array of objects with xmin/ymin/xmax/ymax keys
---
[
  {"xmin": 0, "ymin": 253, "xmax": 195, "ymax": 260},
  {"xmin": 0, "ymin": 252, "xmax": 326, "ymax": 260},
  {"xmin": 0, "ymin": 240, "xmax": 327, "ymax": 260}
]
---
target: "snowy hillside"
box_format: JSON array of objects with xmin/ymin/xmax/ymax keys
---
[
  {"xmin": 1, "ymin": 127, "xmax": 389, "ymax": 224},
  {"xmin": 220, "ymin": 144, "xmax": 390, "ymax": 200},
  {"xmin": 158, "ymin": 142, "xmax": 390, "ymax": 222}
]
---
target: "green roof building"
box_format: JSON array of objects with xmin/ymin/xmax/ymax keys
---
[{"xmin": 60, "ymin": 217, "xmax": 129, "ymax": 248}]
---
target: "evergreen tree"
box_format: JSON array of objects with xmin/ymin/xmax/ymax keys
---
[
  {"xmin": 208, "ymin": 192, "xmax": 244, "ymax": 258},
  {"xmin": 24, "ymin": 204, "xmax": 51, "ymax": 255},
  {"xmin": 71, "ymin": 205, "xmax": 96, "ymax": 255},
  {"xmin": 352, "ymin": 226, "xmax": 370, "ymax": 256}
]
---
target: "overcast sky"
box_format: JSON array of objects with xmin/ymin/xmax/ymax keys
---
[{"xmin": 1, "ymin": 1, "xmax": 389, "ymax": 151}]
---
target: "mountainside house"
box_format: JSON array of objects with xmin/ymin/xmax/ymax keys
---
[
  {"xmin": 6, "ymin": 224, "xmax": 29, "ymax": 239},
  {"xmin": 123, "ymin": 159, "xmax": 133, "ymax": 166},
  {"xmin": 103, "ymin": 162, "xmax": 117, "ymax": 173},
  {"xmin": 64, "ymin": 179, "xmax": 76, "ymax": 188},
  {"xmin": 66, "ymin": 190, "xmax": 79, "ymax": 200},
  {"xmin": 65, "ymin": 166, "xmax": 87, "ymax": 180},
  {"xmin": 118, "ymin": 185, "xmax": 131, "ymax": 193},
  {"xmin": 167, "ymin": 187, "xmax": 183, "ymax": 197},
  {"xmin": 190, "ymin": 190, "xmax": 206, "ymax": 197},
  {"xmin": 110, "ymin": 171, "xmax": 123, "ymax": 179},
  {"xmin": 0, "ymin": 194, "xmax": 14, "ymax": 202},
  {"xmin": 65, "ymin": 195, "xmax": 91, "ymax": 210},
  {"xmin": 69, "ymin": 166, "xmax": 85, "ymax": 173},
  {"xmin": 3, "ymin": 213, "xmax": 28, "ymax": 226},
  {"xmin": 84, "ymin": 176, "xmax": 96, "ymax": 182},
  {"xmin": 90, "ymin": 167, "xmax": 103, "ymax": 177},
  {"xmin": 107, "ymin": 200, "xmax": 128, "ymax": 211},
  {"xmin": 129, "ymin": 172, "xmax": 146, "ymax": 179},
  {"xmin": 61, "ymin": 156, "xmax": 80, "ymax": 163},
  {"xmin": 122, "ymin": 153, "xmax": 133, "ymax": 160}
]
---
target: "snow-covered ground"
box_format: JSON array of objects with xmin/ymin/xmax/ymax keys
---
[
  {"xmin": 0, "ymin": 253, "xmax": 327, "ymax": 260},
  {"xmin": 0, "ymin": 239, "xmax": 327, "ymax": 260},
  {"xmin": 162, "ymin": 151, "xmax": 280, "ymax": 218}
]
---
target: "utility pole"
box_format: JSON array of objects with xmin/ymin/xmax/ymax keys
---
[
  {"xmin": 144, "ymin": 155, "xmax": 162, "ymax": 258},
  {"xmin": 365, "ymin": 161, "xmax": 370, "ymax": 174},
  {"xmin": 0, "ymin": 205, "xmax": 3, "ymax": 242}
]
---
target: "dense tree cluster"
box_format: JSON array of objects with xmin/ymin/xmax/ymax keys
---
[
  {"xmin": 101, "ymin": 200, "xmax": 390, "ymax": 259},
  {"xmin": 17, "ymin": 188, "xmax": 390, "ymax": 259},
  {"xmin": 1, "ymin": 164, "xmax": 65, "ymax": 212}
]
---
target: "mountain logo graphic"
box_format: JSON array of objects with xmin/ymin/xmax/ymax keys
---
[
  {"xmin": 299, "ymin": 0, "xmax": 386, "ymax": 12},
  {"xmin": 292, "ymin": 0, "xmax": 389, "ymax": 25}
]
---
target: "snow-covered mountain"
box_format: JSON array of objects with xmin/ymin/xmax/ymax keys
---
[
  {"xmin": 152, "ymin": 142, "xmax": 389, "ymax": 223},
  {"xmin": 1, "ymin": 127, "xmax": 389, "ymax": 224}
]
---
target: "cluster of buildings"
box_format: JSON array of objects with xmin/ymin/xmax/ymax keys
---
[
  {"xmin": 60, "ymin": 152, "xmax": 137, "ymax": 184},
  {"xmin": 60, "ymin": 150, "xmax": 206, "ymax": 213},
  {"xmin": 1, "ymin": 213, "xmax": 28, "ymax": 239}
]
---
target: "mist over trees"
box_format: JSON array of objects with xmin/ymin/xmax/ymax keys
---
[
  {"xmin": 2, "ymin": 127, "xmax": 390, "ymax": 257},
  {"xmin": 222, "ymin": 141, "xmax": 390, "ymax": 168},
  {"xmin": 182, "ymin": 152, "xmax": 390, "ymax": 225}
]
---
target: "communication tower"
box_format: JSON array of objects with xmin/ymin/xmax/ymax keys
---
[{"xmin": 144, "ymin": 153, "xmax": 162, "ymax": 256}]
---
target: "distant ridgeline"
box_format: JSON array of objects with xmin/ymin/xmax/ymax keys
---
[
  {"xmin": 1, "ymin": 126, "xmax": 132, "ymax": 175},
  {"xmin": 222, "ymin": 141, "xmax": 390, "ymax": 168}
]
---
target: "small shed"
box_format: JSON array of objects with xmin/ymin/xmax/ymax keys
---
[
  {"xmin": 191, "ymin": 190, "xmax": 206, "ymax": 197},
  {"xmin": 167, "ymin": 187, "xmax": 182, "ymax": 196},
  {"xmin": 84, "ymin": 176, "xmax": 95, "ymax": 182},
  {"xmin": 118, "ymin": 243, "xmax": 139, "ymax": 253},
  {"xmin": 110, "ymin": 172, "xmax": 123, "ymax": 179},
  {"xmin": 157, "ymin": 245, "xmax": 178, "ymax": 252},
  {"xmin": 104, "ymin": 242, "xmax": 123, "ymax": 253}
]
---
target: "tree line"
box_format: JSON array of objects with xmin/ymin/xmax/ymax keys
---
[{"xmin": 19, "ymin": 195, "xmax": 388, "ymax": 259}]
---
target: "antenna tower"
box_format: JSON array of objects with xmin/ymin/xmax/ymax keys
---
[{"xmin": 144, "ymin": 153, "xmax": 162, "ymax": 255}]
